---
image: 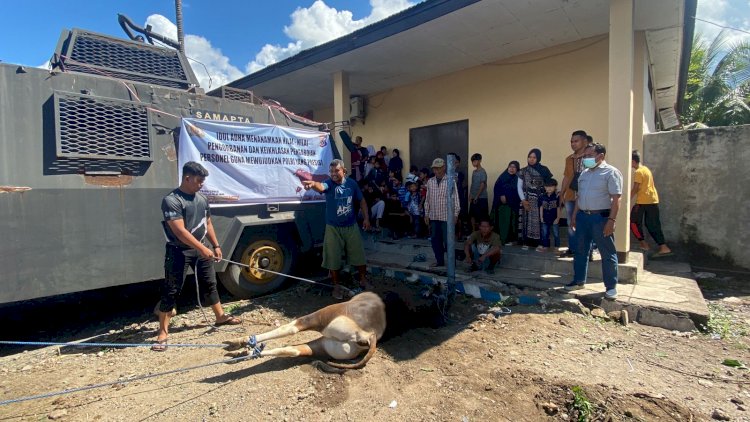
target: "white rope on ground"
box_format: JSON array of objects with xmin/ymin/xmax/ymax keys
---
[
  {"xmin": 0, "ymin": 355, "xmax": 250, "ymax": 406},
  {"xmin": 0, "ymin": 341, "xmax": 224, "ymax": 348}
]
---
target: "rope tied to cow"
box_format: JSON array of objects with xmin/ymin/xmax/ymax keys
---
[{"xmin": 0, "ymin": 340, "xmax": 226, "ymax": 349}]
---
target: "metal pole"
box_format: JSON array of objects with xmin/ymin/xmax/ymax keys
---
[
  {"xmin": 446, "ymin": 154, "xmax": 456, "ymax": 287},
  {"xmin": 175, "ymin": 0, "xmax": 185, "ymax": 53}
]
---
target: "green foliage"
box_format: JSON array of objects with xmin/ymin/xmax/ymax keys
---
[
  {"xmin": 706, "ymin": 303, "xmax": 749, "ymax": 339},
  {"xmin": 570, "ymin": 386, "xmax": 593, "ymax": 422},
  {"xmin": 681, "ymin": 30, "xmax": 750, "ymax": 126},
  {"xmin": 722, "ymin": 359, "xmax": 748, "ymax": 369}
]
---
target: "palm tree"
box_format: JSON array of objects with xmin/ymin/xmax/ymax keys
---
[{"xmin": 681, "ymin": 29, "xmax": 750, "ymax": 126}]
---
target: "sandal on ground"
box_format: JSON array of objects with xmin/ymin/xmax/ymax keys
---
[
  {"xmin": 215, "ymin": 314, "xmax": 242, "ymax": 326},
  {"xmin": 651, "ymin": 251, "xmax": 673, "ymax": 258},
  {"xmin": 332, "ymin": 286, "xmax": 345, "ymax": 300},
  {"xmin": 151, "ymin": 339, "xmax": 168, "ymax": 352}
]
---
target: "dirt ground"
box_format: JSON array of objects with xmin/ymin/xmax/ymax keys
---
[{"xmin": 1, "ymin": 271, "xmax": 749, "ymax": 422}]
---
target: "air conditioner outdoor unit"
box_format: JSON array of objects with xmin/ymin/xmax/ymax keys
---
[{"xmin": 350, "ymin": 96, "xmax": 365, "ymax": 119}]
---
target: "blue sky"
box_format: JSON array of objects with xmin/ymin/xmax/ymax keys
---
[{"xmin": 0, "ymin": 0, "xmax": 747, "ymax": 90}]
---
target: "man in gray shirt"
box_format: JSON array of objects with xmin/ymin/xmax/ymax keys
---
[
  {"xmin": 155, "ymin": 161, "xmax": 241, "ymax": 351},
  {"xmin": 469, "ymin": 153, "xmax": 488, "ymax": 231},
  {"xmin": 564, "ymin": 143, "xmax": 623, "ymax": 299}
]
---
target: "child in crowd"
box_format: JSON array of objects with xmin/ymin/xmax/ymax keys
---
[
  {"xmin": 463, "ymin": 218, "xmax": 502, "ymax": 274},
  {"xmin": 538, "ymin": 178, "xmax": 561, "ymax": 252},
  {"xmin": 405, "ymin": 181, "xmax": 423, "ymax": 238},
  {"xmin": 364, "ymin": 156, "xmax": 376, "ymax": 181},
  {"xmin": 418, "ymin": 167, "xmax": 430, "ymax": 202},
  {"xmin": 388, "ymin": 170, "xmax": 400, "ymax": 193},
  {"xmin": 469, "ymin": 153, "xmax": 488, "ymax": 231},
  {"xmin": 406, "ymin": 165, "xmax": 419, "ymax": 184},
  {"xmin": 362, "ymin": 182, "xmax": 384, "ymax": 232}
]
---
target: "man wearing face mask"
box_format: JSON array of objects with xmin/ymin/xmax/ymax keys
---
[{"xmin": 564, "ymin": 143, "xmax": 623, "ymax": 299}]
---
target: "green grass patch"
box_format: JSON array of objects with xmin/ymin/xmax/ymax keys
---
[
  {"xmin": 705, "ymin": 303, "xmax": 749, "ymax": 339},
  {"xmin": 570, "ymin": 386, "xmax": 593, "ymax": 422}
]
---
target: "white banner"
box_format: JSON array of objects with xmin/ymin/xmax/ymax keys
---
[{"xmin": 178, "ymin": 118, "xmax": 331, "ymax": 205}]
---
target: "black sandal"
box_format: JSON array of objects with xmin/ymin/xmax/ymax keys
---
[{"xmin": 215, "ymin": 314, "xmax": 242, "ymax": 326}]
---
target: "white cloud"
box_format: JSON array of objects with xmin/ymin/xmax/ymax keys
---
[
  {"xmin": 145, "ymin": 14, "xmax": 243, "ymax": 90},
  {"xmin": 695, "ymin": 0, "xmax": 750, "ymax": 47},
  {"xmin": 245, "ymin": 0, "xmax": 415, "ymax": 74},
  {"xmin": 140, "ymin": 1, "xmax": 415, "ymax": 87}
]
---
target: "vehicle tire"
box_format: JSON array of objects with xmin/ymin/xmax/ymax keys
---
[{"xmin": 218, "ymin": 227, "xmax": 298, "ymax": 298}]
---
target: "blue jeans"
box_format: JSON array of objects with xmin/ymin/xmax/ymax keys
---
[
  {"xmin": 471, "ymin": 244, "xmax": 497, "ymax": 270},
  {"xmin": 565, "ymin": 201, "xmax": 577, "ymax": 251},
  {"xmin": 541, "ymin": 222, "xmax": 560, "ymax": 248},
  {"xmin": 573, "ymin": 211, "xmax": 618, "ymax": 289},
  {"xmin": 411, "ymin": 215, "xmax": 421, "ymax": 236},
  {"xmin": 430, "ymin": 220, "xmax": 449, "ymax": 266}
]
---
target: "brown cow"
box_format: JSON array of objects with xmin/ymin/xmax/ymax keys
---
[{"xmin": 223, "ymin": 292, "xmax": 386, "ymax": 372}]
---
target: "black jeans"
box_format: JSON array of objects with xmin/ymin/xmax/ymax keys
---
[
  {"xmin": 160, "ymin": 244, "xmax": 220, "ymax": 312},
  {"xmin": 430, "ymin": 220, "xmax": 449, "ymax": 266},
  {"xmin": 630, "ymin": 204, "xmax": 666, "ymax": 245}
]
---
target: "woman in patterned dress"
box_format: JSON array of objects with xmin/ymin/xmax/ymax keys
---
[{"xmin": 517, "ymin": 148, "xmax": 553, "ymax": 248}]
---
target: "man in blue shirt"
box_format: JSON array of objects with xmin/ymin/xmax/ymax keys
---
[
  {"xmin": 303, "ymin": 159, "xmax": 372, "ymax": 299},
  {"xmin": 565, "ymin": 143, "xmax": 623, "ymax": 299}
]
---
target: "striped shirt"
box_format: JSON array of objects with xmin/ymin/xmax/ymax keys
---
[{"xmin": 424, "ymin": 176, "xmax": 461, "ymax": 221}]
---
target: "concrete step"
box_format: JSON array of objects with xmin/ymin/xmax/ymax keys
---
[
  {"xmin": 358, "ymin": 248, "xmax": 709, "ymax": 332},
  {"xmin": 363, "ymin": 233, "xmax": 643, "ymax": 284}
]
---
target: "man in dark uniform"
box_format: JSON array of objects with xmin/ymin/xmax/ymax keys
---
[{"xmin": 155, "ymin": 161, "xmax": 241, "ymax": 351}]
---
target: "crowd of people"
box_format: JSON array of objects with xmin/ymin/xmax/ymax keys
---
[
  {"xmin": 346, "ymin": 136, "xmax": 572, "ymax": 253},
  {"xmin": 343, "ymin": 132, "xmax": 673, "ymax": 300}
]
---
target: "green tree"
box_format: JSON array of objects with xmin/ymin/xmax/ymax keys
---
[{"xmin": 682, "ymin": 30, "xmax": 750, "ymax": 126}]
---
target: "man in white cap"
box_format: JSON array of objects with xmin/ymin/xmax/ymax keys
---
[{"xmin": 424, "ymin": 158, "xmax": 461, "ymax": 267}]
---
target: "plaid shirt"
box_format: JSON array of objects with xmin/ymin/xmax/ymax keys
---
[{"xmin": 424, "ymin": 176, "xmax": 461, "ymax": 221}]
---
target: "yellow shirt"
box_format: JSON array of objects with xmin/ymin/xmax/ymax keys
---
[{"xmin": 633, "ymin": 165, "xmax": 659, "ymax": 204}]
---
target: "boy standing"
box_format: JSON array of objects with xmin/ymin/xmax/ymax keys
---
[
  {"xmin": 539, "ymin": 179, "xmax": 561, "ymax": 252},
  {"xmin": 469, "ymin": 153, "xmax": 489, "ymax": 231},
  {"xmin": 405, "ymin": 181, "xmax": 423, "ymax": 237}
]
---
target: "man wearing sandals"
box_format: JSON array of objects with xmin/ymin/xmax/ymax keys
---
[
  {"xmin": 303, "ymin": 159, "xmax": 372, "ymax": 300},
  {"xmin": 630, "ymin": 150, "xmax": 672, "ymax": 257},
  {"xmin": 155, "ymin": 162, "xmax": 242, "ymax": 351},
  {"xmin": 424, "ymin": 158, "xmax": 461, "ymax": 268}
]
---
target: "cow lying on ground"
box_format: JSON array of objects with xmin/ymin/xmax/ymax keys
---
[{"xmin": 223, "ymin": 292, "xmax": 386, "ymax": 372}]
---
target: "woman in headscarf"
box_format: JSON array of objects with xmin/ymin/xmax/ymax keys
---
[
  {"xmin": 517, "ymin": 149, "xmax": 553, "ymax": 248},
  {"xmin": 388, "ymin": 148, "xmax": 404, "ymax": 180},
  {"xmin": 491, "ymin": 161, "xmax": 521, "ymax": 244}
]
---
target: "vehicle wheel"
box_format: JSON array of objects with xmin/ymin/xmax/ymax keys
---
[{"xmin": 218, "ymin": 228, "xmax": 297, "ymax": 298}]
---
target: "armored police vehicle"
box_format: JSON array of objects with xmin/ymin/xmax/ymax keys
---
[{"xmin": 0, "ymin": 19, "xmax": 334, "ymax": 304}]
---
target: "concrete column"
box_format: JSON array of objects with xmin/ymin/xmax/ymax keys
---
[
  {"xmin": 631, "ymin": 31, "xmax": 647, "ymax": 155},
  {"xmin": 333, "ymin": 71, "xmax": 351, "ymax": 171},
  {"xmin": 608, "ymin": 0, "xmax": 634, "ymax": 258}
]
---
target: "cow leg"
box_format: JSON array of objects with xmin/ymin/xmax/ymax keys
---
[
  {"xmin": 224, "ymin": 305, "xmax": 343, "ymax": 352},
  {"xmin": 257, "ymin": 343, "xmax": 314, "ymax": 358},
  {"xmin": 260, "ymin": 337, "xmax": 363, "ymax": 360},
  {"xmin": 255, "ymin": 304, "xmax": 344, "ymax": 343},
  {"xmin": 253, "ymin": 319, "xmax": 303, "ymax": 343}
]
